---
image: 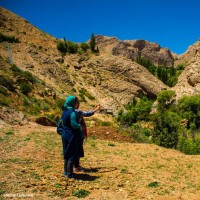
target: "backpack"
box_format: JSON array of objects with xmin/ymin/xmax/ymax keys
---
[{"xmin": 56, "ymin": 118, "xmax": 64, "ymax": 135}]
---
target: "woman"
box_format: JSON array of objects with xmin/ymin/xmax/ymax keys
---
[{"xmin": 61, "ymin": 96, "xmax": 81, "ymax": 178}]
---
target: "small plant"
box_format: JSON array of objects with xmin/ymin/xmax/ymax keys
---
[
  {"xmin": 30, "ymin": 172, "xmax": 41, "ymax": 180},
  {"xmin": 120, "ymin": 167, "xmax": 128, "ymax": 173},
  {"xmin": 24, "ymin": 137, "xmax": 31, "ymax": 141},
  {"xmin": 11, "ymin": 64, "xmax": 36, "ymax": 83},
  {"xmin": 0, "ymin": 75, "xmax": 15, "ymax": 92},
  {"xmin": 78, "ymin": 87, "xmax": 95, "ymax": 102},
  {"xmin": 147, "ymin": 181, "xmax": 159, "ymax": 187},
  {"xmin": 0, "ymin": 86, "xmax": 8, "ymax": 96},
  {"xmin": 178, "ymin": 137, "xmax": 200, "ymax": 155},
  {"xmin": 71, "ymin": 87, "xmax": 76, "ymax": 93},
  {"xmin": 43, "ymin": 165, "xmax": 52, "ymax": 170},
  {"xmin": 108, "ymin": 143, "xmax": 115, "ymax": 147},
  {"xmin": 18, "ymin": 81, "xmax": 32, "ymax": 95},
  {"xmin": 56, "ymin": 98, "xmax": 65, "ymax": 110},
  {"xmin": 101, "ymin": 121, "xmax": 112, "ymax": 126},
  {"xmin": 90, "ymin": 141, "xmax": 96, "ymax": 147},
  {"xmin": 72, "ymin": 189, "xmax": 90, "ymax": 198},
  {"xmin": 0, "ymin": 137, "xmax": 3, "ymax": 142},
  {"xmin": 0, "ymin": 96, "xmax": 12, "ymax": 106},
  {"xmin": 80, "ymin": 42, "xmax": 89, "ymax": 52},
  {"xmin": 54, "ymin": 183, "xmax": 62, "ymax": 188},
  {"xmin": 0, "ymin": 32, "xmax": 19, "ymax": 43},
  {"xmin": 5, "ymin": 129, "xmax": 14, "ymax": 135}
]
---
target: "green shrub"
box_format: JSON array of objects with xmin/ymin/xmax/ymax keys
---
[
  {"xmin": 119, "ymin": 124, "xmax": 151, "ymax": 143},
  {"xmin": 57, "ymin": 41, "xmax": 67, "ymax": 53},
  {"xmin": 147, "ymin": 181, "xmax": 159, "ymax": 188},
  {"xmin": 116, "ymin": 96, "xmax": 153, "ymax": 126},
  {"xmin": 0, "ymin": 96, "xmax": 12, "ymax": 106},
  {"xmin": 108, "ymin": 143, "xmax": 116, "ymax": 147},
  {"xmin": 39, "ymin": 101, "xmax": 50, "ymax": 112},
  {"xmin": 65, "ymin": 41, "xmax": 78, "ymax": 53},
  {"xmin": 80, "ymin": 42, "xmax": 89, "ymax": 52},
  {"xmin": 11, "ymin": 64, "xmax": 36, "ymax": 83},
  {"xmin": 79, "ymin": 93, "xmax": 86, "ymax": 102},
  {"xmin": 57, "ymin": 40, "xmax": 78, "ymax": 54},
  {"xmin": 0, "ymin": 75, "xmax": 15, "ymax": 92},
  {"xmin": 0, "ymin": 32, "xmax": 19, "ymax": 43},
  {"xmin": 135, "ymin": 56, "xmax": 184, "ymax": 87},
  {"xmin": 101, "ymin": 121, "xmax": 112, "ymax": 126},
  {"xmin": 178, "ymin": 94, "xmax": 200, "ymax": 130},
  {"xmin": 17, "ymin": 80, "xmax": 32, "ymax": 95},
  {"xmin": 71, "ymin": 88, "xmax": 76, "ymax": 93},
  {"xmin": 130, "ymin": 124, "xmax": 152, "ymax": 143},
  {"xmin": 22, "ymin": 71, "xmax": 36, "ymax": 84},
  {"xmin": 157, "ymin": 90, "xmax": 176, "ymax": 111},
  {"xmin": 0, "ymin": 86, "xmax": 9, "ymax": 96},
  {"xmin": 152, "ymin": 111, "xmax": 180, "ymax": 148},
  {"xmin": 78, "ymin": 88, "xmax": 95, "ymax": 102},
  {"xmin": 72, "ymin": 189, "xmax": 90, "ymax": 198},
  {"xmin": 176, "ymin": 64, "xmax": 185, "ymax": 70},
  {"xmin": 5, "ymin": 129, "xmax": 14, "ymax": 135},
  {"xmin": 178, "ymin": 137, "xmax": 200, "ymax": 155},
  {"xmin": 11, "ymin": 64, "xmax": 21, "ymax": 74}
]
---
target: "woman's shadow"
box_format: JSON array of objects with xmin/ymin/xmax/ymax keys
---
[
  {"xmin": 75, "ymin": 173, "xmax": 99, "ymax": 181},
  {"xmin": 75, "ymin": 167, "xmax": 117, "ymax": 181}
]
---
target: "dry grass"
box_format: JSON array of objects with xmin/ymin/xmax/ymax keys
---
[{"xmin": 0, "ymin": 124, "xmax": 200, "ymax": 200}]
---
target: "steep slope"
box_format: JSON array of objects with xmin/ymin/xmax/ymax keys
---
[
  {"xmin": 0, "ymin": 7, "xmax": 168, "ymax": 116},
  {"xmin": 73, "ymin": 54, "xmax": 167, "ymax": 111},
  {"xmin": 173, "ymin": 40, "xmax": 200, "ymax": 99}
]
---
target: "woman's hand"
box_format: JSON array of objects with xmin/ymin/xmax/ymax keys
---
[{"xmin": 94, "ymin": 104, "xmax": 101, "ymax": 113}]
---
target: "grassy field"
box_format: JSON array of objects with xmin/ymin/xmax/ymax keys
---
[{"xmin": 0, "ymin": 124, "xmax": 200, "ymax": 200}]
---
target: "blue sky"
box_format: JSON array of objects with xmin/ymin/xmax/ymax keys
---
[{"xmin": 0, "ymin": 0, "xmax": 199, "ymax": 54}]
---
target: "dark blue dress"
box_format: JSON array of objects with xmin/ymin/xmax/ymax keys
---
[{"xmin": 61, "ymin": 109, "xmax": 80, "ymax": 162}]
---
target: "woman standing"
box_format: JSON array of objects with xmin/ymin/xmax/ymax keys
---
[{"xmin": 61, "ymin": 96, "xmax": 81, "ymax": 178}]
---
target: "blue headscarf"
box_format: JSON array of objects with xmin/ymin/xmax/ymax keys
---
[{"xmin": 63, "ymin": 96, "xmax": 77, "ymax": 110}]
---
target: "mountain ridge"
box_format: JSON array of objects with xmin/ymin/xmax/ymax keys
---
[{"xmin": 0, "ymin": 6, "xmax": 199, "ymax": 123}]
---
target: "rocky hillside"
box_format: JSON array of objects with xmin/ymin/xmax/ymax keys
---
[
  {"xmin": 173, "ymin": 40, "xmax": 200, "ymax": 99},
  {"xmin": 95, "ymin": 35, "xmax": 175, "ymax": 67},
  {"xmin": 0, "ymin": 7, "xmax": 167, "ymax": 114},
  {"xmin": 0, "ymin": 6, "xmax": 199, "ymax": 123}
]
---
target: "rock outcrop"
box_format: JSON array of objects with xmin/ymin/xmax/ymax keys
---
[
  {"xmin": 95, "ymin": 35, "xmax": 175, "ymax": 67},
  {"xmin": 173, "ymin": 40, "xmax": 200, "ymax": 99},
  {"xmin": 75, "ymin": 55, "xmax": 167, "ymax": 111},
  {"xmin": 0, "ymin": 106, "xmax": 29, "ymax": 125}
]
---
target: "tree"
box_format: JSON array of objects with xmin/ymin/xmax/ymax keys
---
[
  {"xmin": 65, "ymin": 41, "xmax": 78, "ymax": 54},
  {"xmin": 178, "ymin": 94, "xmax": 200, "ymax": 130},
  {"xmin": 152, "ymin": 111, "xmax": 180, "ymax": 148},
  {"xmin": 157, "ymin": 90, "xmax": 176, "ymax": 111},
  {"xmin": 57, "ymin": 40, "xmax": 78, "ymax": 54},
  {"xmin": 57, "ymin": 41, "xmax": 67, "ymax": 53},
  {"xmin": 116, "ymin": 96, "xmax": 153, "ymax": 126},
  {"xmin": 90, "ymin": 33, "xmax": 96, "ymax": 52},
  {"xmin": 80, "ymin": 42, "xmax": 89, "ymax": 52}
]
